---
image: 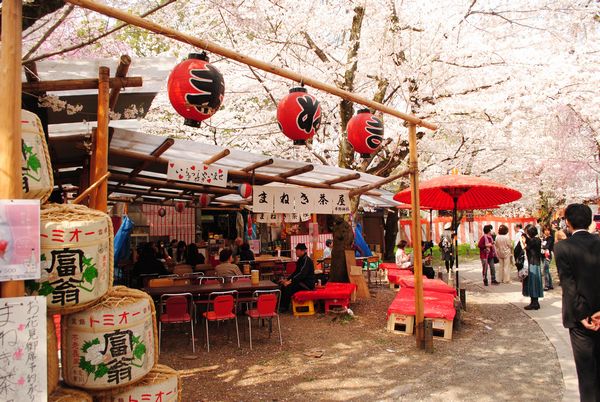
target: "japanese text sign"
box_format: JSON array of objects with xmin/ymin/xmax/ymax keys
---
[
  {"xmin": 252, "ymin": 186, "xmax": 350, "ymax": 215},
  {"xmin": 167, "ymin": 158, "xmax": 228, "ymax": 188},
  {"xmin": 0, "ymin": 296, "xmax": 47, "ymax": 402},
  {"xmin": 0, "ymin": 200, "xmax": 40, "ymax": 282}
]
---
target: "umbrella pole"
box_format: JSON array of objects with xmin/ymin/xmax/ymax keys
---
[{"xmin": 453, "ymin": 198, "xmax": 459, "ymax": 291}]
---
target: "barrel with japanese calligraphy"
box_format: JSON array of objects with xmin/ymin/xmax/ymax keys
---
[
  {"xmin": 27, "ymin": 204, "xmax": 114, "ymax": 314},
  {"xmin": 61, "ymin": 286, "xmax": 158, "ymax": 390},
  {"xmin": 49, "ymin": 385, "xmax": 93, "ymax": 402},
  {"xmin": 21, "ymin": 109, "xmax": 54, "ymax": 203},
  {"xmin": 90, "ymin": 364, "xmax": 181, "ymax": 402},
  {"xmin": 48, "ymin": 317, "xmax": 59, "ymax": 395}
]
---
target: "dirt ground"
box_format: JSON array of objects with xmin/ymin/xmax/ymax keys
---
[{"xmin": 158, "ymin": 273, "xmax": 563, "ymax": 402}]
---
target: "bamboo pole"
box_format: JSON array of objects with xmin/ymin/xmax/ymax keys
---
[
  {"xmin": 278, "ymin": 164, "xmax": 314, "ymax": 178},
  {"xmin": 241, "ymin": 158, "xmax": 274, "ymax": 172},
  {"xmin": 91, "ymin": 67, "xmax": 110, "ymax": 211},
  {"xmin": 408, "ymin": 123, "xmax": 425, "ymax": 349},
  {"xmin": 22, "ymin": 76, "xmax": 142, "ymax": 93},
  {"xmin": 323, "ymin": 173, "xmax": 361, "ymax": 185},
  {"xmin": 0, "ymin": 0, "xmax": 23, "ymax": 297},
  {"xmin": 73, "ymin": 172, "xmax": 111, "ymax": 204},
  {"xmin": 108, "ymin": 55, "xmax": 132, "ymax": 110},
  {"xmin": 203, "ymin": 149, "xmax": 230, "ymax": 165},
  {"xmin": 348, "ymin": 168, "xmax": 410, "ymax": 197},
  {"xmin": 63, "ymin": 0, "xmax": 437, "ymax": 131}
]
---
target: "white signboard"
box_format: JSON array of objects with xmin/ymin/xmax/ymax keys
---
[
  {"xmin": 252, "ymin": 186, "xmax": 275, "ymax": 213},
  {"xmin": 294, "ymin": 188, "xmax": 315, "ymax": 214},
  {"xmin": 0, "ymin": 296, "xmax": 47, "ymax": 402},
  {"xmin": 330, "ymin": 189, "xmax": 351, "ymax": 215},
  {"xmin": 167, "ymin": 159, "xmax": 228, "ymax": 188},
  {"xmin": 307, "ymin": 188, "xmax": 334, "ymax": 214},
  {"xmin": 0, "ymin": 200, "xmax": 40, "ymax": 281},
  {"xmin": 252, "ymin": 186, "xmax": 350, "ymax": 215},
  {"xmin": 273, "ymin": 188, "xmax": 298, "ymax": 214}
]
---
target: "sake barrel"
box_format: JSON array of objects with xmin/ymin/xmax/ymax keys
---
[
  {"xmin": 28, "ymin": 204, "xmax": 113, "ymax": 314},
  {"xmin": 49, "ymin": 385, "xmax": 93, "ymax": 402},
  {"xmin": 91, "ymin": 364, "xmax": 181, "ymax": 402},
  {"xmin": 48, "ymin": 317, "xmax": 60, "ymax": 395},
  {"xmin": 62, "ymin": 286, "xmax": 158, "ymax": 390},
  {"xmin": 21, "ymin": 109, "xmax": 54, "ymax": 203}
]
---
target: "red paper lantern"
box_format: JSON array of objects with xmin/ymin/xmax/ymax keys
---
[
  {"xmin": 347, "ymin": 108, "xmax": 384, "ymax": 158},
  {"xmin": 238, "ymin": 183, "xmax": 252, "ymax": 199},
  {"xmin": 158, "ymin": 208, "xmax": 166, "ymax": 217},
  {"xmin": 175, "ymin": 202, "xmax": 185, "ymax": 213},
  {"xmin": 198, "ymin": 194, "xmax": 211, "ymax": 208},
  {"xmin": 276, "ymin": 87, "xmax": 321, "ymax": 145},
  {"xmin": 167, "ymin": 52, "xmax": 225, "ymax": 128}
]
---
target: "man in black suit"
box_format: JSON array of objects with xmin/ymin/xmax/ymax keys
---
[
  {"xmin": 278, "ymin": 243, "xmax": 315, "ymax": 312},
  {"xmin": 555, "ymin": 203, "xmax": 600, "ymax": 402}
]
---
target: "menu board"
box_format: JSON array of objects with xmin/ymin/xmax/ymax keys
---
[{"xmin": 0, "ymin": 200, "xmax": 40, "ymax": 281}]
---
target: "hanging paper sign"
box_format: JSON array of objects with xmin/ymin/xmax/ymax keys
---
[
  {"xmin": 300, "ymin": 213, "xmax": 312, "ymax": 222},
  {"xmin": 294, "ymin": 188, "xmax": 315, "ymax": 214},
  {"xmin": 0, "ymin": 200, "xmax": 40, "ymax": 281},
  {"xmin": 330, "ymin": 189, "xmax": 351, "ymax": 214},
  {"xmin": 306, "ymin": 188, "xmax": 334, "ymax": 214},
  {"xmin": 285, "ymin": 213, "xmax": 300, "ymax": 223},
  {"xmin": 248, "ymin": 239, "xmax": 261, "ymax": 255},
  {"xmin": 0, "ymin": 296, "xmax": 47, "ymax": 402},
  {"xmin": 167, "ymin": 158, "xmax": 228, "ymax": 188},
  {"xmin": 252, "ymin": 186, "xmax": 276, "ymax": 213},
  {"xmin": 273, "ymin": 188, "xmax": 298, "ymax": 214}
]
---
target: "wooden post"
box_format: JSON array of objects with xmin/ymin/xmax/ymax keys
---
[
  {"xmin": 63, "ymin": 0, "xmax": 437, "ymax": 131},
  {"xmin": 408, "ymin": 123, "xmax": 425, "ymax": 349},
  {"xmin": 311, "ymin": 214, "xmax": 318, "ymax": 261},
  {"xmin": 91, "ymin": 67, "xmax": 110, "ymax": 211},
  {"xmin": 0, "ymin": 0, "xmax": 24, "ymax": 298}
]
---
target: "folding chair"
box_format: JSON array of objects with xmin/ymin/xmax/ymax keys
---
[
  {"xmin": 159, "ymin": 293, "xmax": 195, "ymax": 353},
  {"xmin": 230, "ymin": 275, "xmax": 252, "ymax": 283},
  {"xmin": 202, "ymin": 291, "xmax": 240, "ymax": 352},
  {"xmin": 199, "ymin": 276, "xmax": 225, "ymax": 285},
  {"xmin": 246, "ymin": 290, "xmax": 282, "ymax": 350}
]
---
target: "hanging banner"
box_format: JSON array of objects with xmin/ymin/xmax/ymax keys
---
[
  {"xmin": 307, "ymin": 188, "xmax": 334, "ymax": 214},
  {"xmin": 330, "ymin": 189, "xmax": 351, "ymax": 214},
  {"xmin": 252, "ymin": 186, "xmax": 276, "ymax": 213},
  {"xmin": 0, "ymin": 200, "xmax": 40, "ymax": 281},
  {"xmin": 167, "ymin": 158, "xmax": 228, "ymax": 188},
  {"xmin": 294, "ymin": 188, "xmax": 315, "ymax": 214},
  {"xmin": 0, "ymin": 296, "xmax": 47, "ymax": 402},
  {"xmin": 273, "ymin": 188, "xmax": 298, "ymax": 214}
]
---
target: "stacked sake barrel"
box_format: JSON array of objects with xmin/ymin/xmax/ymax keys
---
[{"xmin": 20, "ymin": 111, "xmax": 180, "ymax": 400}]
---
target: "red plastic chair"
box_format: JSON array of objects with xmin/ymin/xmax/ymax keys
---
[
  {"xmin": 159, "ymin": 293, "xmax": 195, "ymax": 353},
  {"xmin": 202, "ymin": 291, "xmax": 240, "ymax": 352},
  {"xmin": 246, "ymin": 290, "xmax": 282, "ymax": 350},
  {"xmin": 199, "ymin": 276, "xmax": 225, "ymax": 285}
]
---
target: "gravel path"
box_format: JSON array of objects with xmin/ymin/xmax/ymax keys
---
[{"xmin": 158, "ymin": 264, "xmax": 563, "ymax": 401}]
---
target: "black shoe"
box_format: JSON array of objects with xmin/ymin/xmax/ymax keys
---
[
  {"xmin": 524, "ymin": 304, "xmax": 536, "ymax": 310},
  {"xmin": 491, "ymin": 280, "xmax": 500, "ymax": 285},
  {"xmin": 483, "ymin": 280, "xmax": 489, "ymax": 286}
]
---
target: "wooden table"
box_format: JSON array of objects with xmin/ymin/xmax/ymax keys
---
[
  {"xmin": 238, "ymin": 256, "xmax": 292, "ymax": 277},
  {"xmin": 143, "ymin": 279, "xmax": 279, "ymax": 298}
]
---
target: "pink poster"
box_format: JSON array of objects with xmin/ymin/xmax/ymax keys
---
[{"xmin": 0, "ymin": 200, "xmax": 40, "ymax": 281}]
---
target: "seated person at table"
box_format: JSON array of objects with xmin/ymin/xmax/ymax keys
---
[
  {"xmin": 323, "ymin": 239, "xmax": 333, "ymax": 259},
  {"xmin": 215, "ymin": 248, "xmax": 243, "ymax": 277},
  {"xmin": 231, "ymin": 237, "xmax": 244, "ymax": 262},
  {"xmin": 186, "ymin": 243, "xmax": 205, "ymax": 268},
  {"xmin": 279, "ymin": 243, "xmax": 315, "ymax": 312},
  {"xmin": 395, "ymin": 240, "xmax": 412, "ymax": 268},
  {"xmin": 238, "ymin": 243, "xmax": 255, "ymax": 262},
  {"xmin": 132, "ymin": 242, "xmax": 169, "ymax": 288},
  {"xmin": 174, "ymin": 240, "xmax": 187, "ymax": 264}
]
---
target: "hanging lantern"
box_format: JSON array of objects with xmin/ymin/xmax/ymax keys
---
[
  {"xmin": 276, "ymin": 87, "xmax": 321, "ymax": 145},
  {"xmin": 175, "ymin": 202, "xmax": 185, "ymax": 213},
  {"xmin": 238, "ymin": 183, "xmax": 252, "ymax": 199},
  {"xmin": 167, "ymin": 52, "xmax": 225, "ymax": 127},
  {"xmin": 157, "ymin": 207, "xmax": 166, "ymax": 217},
  {"xmin": 198, "ymin": 194, "xmax": 211, "ymax": 208},
  {"xmin": 347, "ymin": 108, "xmax": 384, "ymax": 158}
]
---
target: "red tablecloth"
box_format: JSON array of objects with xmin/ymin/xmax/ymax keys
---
[
  {"xmin": 387, "ymin": 268, "xmax": 413, "ymax": 284},
  {"xmin": 379, "ymin": 262, "xmax": 401, "ymax": 270},
  {"xmin": 387, "ymin": 287, "xmax": 456, "ymax": 320},
  {"xmin": 293, "ymin": 282, "xmax": 356, "ymax": 302},
  {"xmin": 398, "ymin": 277, "xmax": 457, "ymax": 297}
]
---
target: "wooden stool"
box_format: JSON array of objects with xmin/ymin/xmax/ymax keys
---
[
  {"xmin": 292, "ymin": 299, "xmax": 315, "ymax": 316},
  {"xmin": 431, "ymin": 317, "xmax": 453, "ymax": 340},
  {"xmin": 324, "ymin": 298, "xmax": 350, "ymax": 313},
  {"xmin": 386, "ymin": 313, "xmax": 415, "ymax": 335}
]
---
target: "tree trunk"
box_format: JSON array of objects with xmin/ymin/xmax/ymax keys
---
[
  {"xmin": 329, "ymin": 216, "xmax": 354, "ymax": 282},
  {"xmin": 384, "ymin": 209, "xmax": 399, "ymax": 262}
]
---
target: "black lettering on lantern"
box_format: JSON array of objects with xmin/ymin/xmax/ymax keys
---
[
  {"xmin": 186, "ymin": 64, "xmax": 225, "ymax": 113},
  {"xmin": 365, "ymin": 116, "xmax": 384, "ymax": 149},
  {"xmin": 296, "ymin": 96, "xmax": 321, "ymax": 134}
]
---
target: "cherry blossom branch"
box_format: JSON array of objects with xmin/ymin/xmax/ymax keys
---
[{"xmin": 23, "ymin": 5, "xmax": 74, "ymax": 61}]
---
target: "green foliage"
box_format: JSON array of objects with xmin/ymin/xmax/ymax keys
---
[
  {"xmin": 79, "ymin": 356, "xmax": 95, "ymax": 374},
  {"xmin": 38, "ymin": 281, "xmax": 54, "ymax": 296},
  {"xmin": 82, "ymin": 338, "xmax": 100, "ymax": 353},
  {"xmin": 94, "ymin": 363, "xmax": 109, "ymax": 379},
  {"xmin": 82, "ymin": 264, "xmax": 98, "ymax": 285},
  {"xmin": 40, "ymin": 253, "xmax": 46, "ymax": 261},
  {"xmin": 27, "ymin": 153, "xmax": 41, "ymax": 173},
  {"xmin": 133, "ymin": 342, "xmax": 146, "ymax": 361},
  {"xmin": 25, "ymin": 280, "xmax": 40, "ymax": 294}
]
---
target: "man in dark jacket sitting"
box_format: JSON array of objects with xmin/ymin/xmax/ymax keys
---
[{"xmin": 279, "ymin": 243, "xmax": 315, "ymax": 312}]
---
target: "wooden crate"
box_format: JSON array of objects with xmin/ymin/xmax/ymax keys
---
[
  {"xmin": 292, "ymin": 299, "xmax": 315, "ymax": 317},
  {"xmin": 386, "ymin": 313, "xmax": 414, "ymax": 335},
  {"xmin": 431, "ymin": 317, "xmax": 453, "ymax": 340}
]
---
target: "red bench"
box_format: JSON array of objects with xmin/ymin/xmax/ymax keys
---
[
  {"xmin": 397, "ymin": 277, "xmax": 458, "ymax": 297},
  {"xmin": 387, "ymin": 287, "xmax": 456, "ymax": 340},
  {"xmin": 292, "ymin": 282, "xmax": 357, "ymax": 316},
  {"xmin": 386, "ymin": 268, "xmax": 413, "ymax": 289}
]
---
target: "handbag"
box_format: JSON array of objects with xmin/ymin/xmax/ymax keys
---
[{"xmin": 493, "ymin": 256, "xmax": 499, "ymax": 264}]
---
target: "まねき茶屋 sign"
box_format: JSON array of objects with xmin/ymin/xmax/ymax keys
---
[
  {"xmin": 167, "ymin": 159, "xmax": 228, "ymax": 188},
  {"xmin": 252, "ymin": 186, "xmax": 350, "ymax": 215}
]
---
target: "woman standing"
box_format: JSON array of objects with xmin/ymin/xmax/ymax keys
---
[
  {"xmin": 541, "ymin": 227, "xmax": 554, "ymax": 290},
  {"xmin": 478, "ymin": 225, "xmax": 498, "ymax": 286},
  {"xmin": 495, "ymin": 224, "xmax": 513, "ymax": 283},
  {"xmin": 523, "ymin": 225, "xmax": 544, "ymax": 310},
  {"xmin": 439, "ymin": 224, "xmax": 454, "ymax": 274}
]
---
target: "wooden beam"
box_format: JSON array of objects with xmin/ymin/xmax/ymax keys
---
[
  {"xmin": 0, "ymin": 0, "xmax": 23, "ymax": 297},
  {"xmin": 108, "ymin": 55, "xmax": 131, "ymax": 111},
  {"xmin": 109, "ymin": 172, "xmax": 239, "ymax": 195},
  {"xmin": 22, "ymin": 76, "xmax": 142, "ymax": 93},
  {"xmin": 241, "ymin": 158, "xmax": 274, "ymax": 172},
  {"xmin": 278, "ymin": 164, "xmax": 314, "ymax": 178},
  {"xmin": 108, "ymin": 185, "xmax": 195, "ymax": 200},
  {"xmin": 129, "ymin": 138, "xmax": 174, "ymax": 178},
  {"xmin": 323, "ymin": 173, "xmax": 360, "ymax": 185},
  {"xmin": 91, "ymin": 66, "xmax": 110, "ymax": 211},
  {"xmin": 203, "ymin": 149, "xmax": 230, "ymax": 165},
  {"xmin": 73, "ymin": 172, "xmax": 111, "ymax": 204},
  {"xmin": 49, "ymin": 133, "xmax": 91, "ymax": 143},
  {"xmin": 349, "ymin": 168, "xmax": 410, "ymax": 197},
  {"xmin": 62, "ymin": 0, "xmax": 438, "ymax": 131},
  {"xmin": 408, "ymin": 123, "xmax": 424, "ymax": 349},
  {"xmin": 24, "ymin": 61, "xmax": 38, "ymax": 83}
]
